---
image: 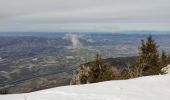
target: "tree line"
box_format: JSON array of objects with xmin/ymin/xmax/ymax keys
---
[{"xmin": 70, "ymin": 35, "xmax": 170, "ymax": 85}]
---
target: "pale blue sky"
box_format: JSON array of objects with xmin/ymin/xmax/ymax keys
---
[{"xmin": 0, "ymin": 0, "xmax": 170, "ymax": 32}]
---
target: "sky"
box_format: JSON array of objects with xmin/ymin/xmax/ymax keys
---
[{"xmin": 0, "ymin": 0, "xmax": 170, "ymax": 32}]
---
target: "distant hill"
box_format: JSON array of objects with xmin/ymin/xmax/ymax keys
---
[{"xmin": 85, "ymin": 56, "xmax": 137, "ymax": 69}]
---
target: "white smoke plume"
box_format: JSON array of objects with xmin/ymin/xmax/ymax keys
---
[{"xmin": 64, "ymin": 34, "xmax": 83, "ymax": 48}]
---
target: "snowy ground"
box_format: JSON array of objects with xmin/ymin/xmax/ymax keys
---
[{"xmin": 1, "ymin": 66, "xmax": 170, "ymax": 100}]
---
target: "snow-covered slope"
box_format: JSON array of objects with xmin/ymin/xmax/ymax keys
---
[{"xmin": 1, "ymin": 66, "xmax": 170, "ymax": 100}]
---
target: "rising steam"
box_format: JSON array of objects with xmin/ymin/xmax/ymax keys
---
[{"xmin": 64, "ymin": 34, "xmax": 83, "ymax": 48}]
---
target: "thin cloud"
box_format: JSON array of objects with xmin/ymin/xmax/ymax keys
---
[{"xmin": 0, "ymin": 0, "xmax": 170, "ymax": 32}]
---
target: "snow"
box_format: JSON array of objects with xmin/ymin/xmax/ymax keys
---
[
  {"xmin": 1, "ymin": 66, "xmax": 170, "ymax": 100},
  {"xmin": 161, "ymin": 65, "xmax": 170, "ymax": 74}
]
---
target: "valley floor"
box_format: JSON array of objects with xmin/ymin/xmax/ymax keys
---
[{"xmin": 1, "ymin": 66, "xmax": 170, "ymax": 100}]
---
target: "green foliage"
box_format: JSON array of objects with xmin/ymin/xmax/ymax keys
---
[
  {"xmin": 160, "ymin": 50, "xmax": 170, "ymax": 74},
  {"xmin": 133, "ymin": 35, "xmax": 169, "ymax": 76},
  {"xmin": 87, "ymin": 53, "xmax": 119, "ymax": 83},
  {"xmin": 74, "ymin": 35, "xmax": 170, "ymax": 84},
  {"xmin": 79, "ymin": 65, "xmax": 88, "ymax": 84},
  {"xmin": 88, "ymin": 53, "xmax": 103, "ymax": 83},
  {"xmin": 120, "ymin": 68, "xmax": 131, "ymax": 79},
  {"xmin": 167, "ymin": 55, "xmax": 170, "ymax": 64},
  {"xmin": 80, "ymin": 75, "xmax": 88, "ymax": 84},
  {"xmin": 161, "ymin": 50, "xmax": 168, "ymax": 67},
  {"xmin": 0, "ymin": 89, "xmax": 9, "ymax": 94}
]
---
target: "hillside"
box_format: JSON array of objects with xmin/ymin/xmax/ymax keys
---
[
  {"xmin": 1, "ymin": 66, "xmax": 170, "ymax": 100},
  {"xmin": 84, "ymin": 56, "xmax": 138, "ymax": 69},
  {"xmin": 1, "ymin": 56, "xmax": 137, "ymax": 93}
]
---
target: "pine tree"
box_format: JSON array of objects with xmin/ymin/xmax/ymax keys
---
[
  {"xmin": 161, "ymin": 50, "xmax": 168, "ymax": 67},
  {"xmin": 168, "ymin": 55, "xmax": 170, "ymax": 64},
  {"xmin": 70, "ymin": 64, "xmax": 88, "ymax": 85},
  {"xmin": 0, "ymin": 89, "xmax": 8, "ymax": 94},
  {"xmin": 79, "ymin": 65, "xmax": 88, "ymax": 84},
  {"xmin": 134, "ymin": 35, "xmax": 160, "ymax": 76},
  {"xmin": 88, "ymin": 53, "xmax": 103, "ymax": 83},
  {"xmin": 88, "ymin": 53, "xmax": 116, "ymax": 83},
  {"xmin": 99, "ymin": 64, "xmax": 119, "ymax": 81}
]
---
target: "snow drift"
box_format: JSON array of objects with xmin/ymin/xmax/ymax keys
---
[{"xmin": 1, "ymin": 65, "xmax": 170, "ymax": 100}]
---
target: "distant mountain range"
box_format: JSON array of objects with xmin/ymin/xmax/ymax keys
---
[{"xmin": 0, "ymin": 31, "xmax": 170, "ymax": 37}]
